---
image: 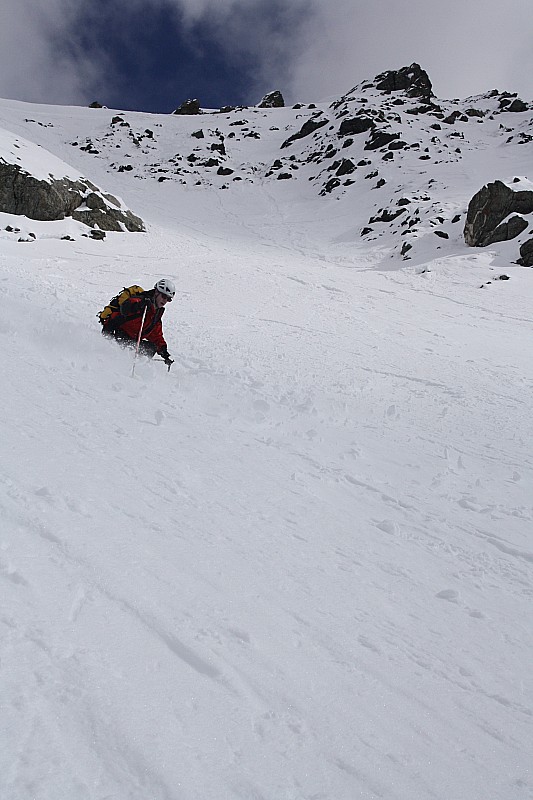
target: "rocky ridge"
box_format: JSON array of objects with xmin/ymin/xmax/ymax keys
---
[
  {"xmin": 1, "ymin": 63, "xmax": 532, "ymax": 262},
  {"xmin": 0, "ymin": 130, "xmax": 144, "ymax": 236}
]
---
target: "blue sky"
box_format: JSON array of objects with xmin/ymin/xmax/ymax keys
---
[
  {"xmin": 1, "ymin": 0, "xmax": 532, "ymax": 111},
  {"xmin": 64, "ymin": 2, "xmax": 255, "ymax": 112}
]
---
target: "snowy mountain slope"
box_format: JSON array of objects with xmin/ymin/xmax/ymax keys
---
[
  {"xmin": 0, "ymin": 69, "xmax": 532, "ymax": 800},
  {"xmin": 0, "ymin": 72, "xmax": 531, "ymax": 266}
]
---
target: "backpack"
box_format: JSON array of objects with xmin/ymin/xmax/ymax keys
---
[{"xmin": 98, "ymin": 285, "xmax": 145, "ymax": 323}]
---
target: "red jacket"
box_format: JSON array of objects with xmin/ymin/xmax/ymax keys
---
[{"xmin": 106, "ymin": 291, "xmax": 167, "ymax": 352}]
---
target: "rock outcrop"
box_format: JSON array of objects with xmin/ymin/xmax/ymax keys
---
[
  {"xmin": 464, "ymin": 181, "xmax": 533, "ymax": 246},
  {"xmin": 173, "ymin": 99, "xmax": 201, "ymax": 115},
  {"xmin": 517, "ymin": 238, "xmax": 533, "ymax": 266},
  {"xmin": 0, "ymin": 163, "xmax": 144, "ymax": 232},
  {"xmin": 258, "ymin": 90, "xmax": 285, "ymax": 109},
  {"xmin": 281, "ymin": 115, "xmax": 329, "ymax": 148},
  {"xmin": 372, "ymin": 63, "xmax": 433, "ymax": 103}
]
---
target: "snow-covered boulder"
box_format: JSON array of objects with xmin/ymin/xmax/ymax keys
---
[
  {"xmin": 0, "ymin": 129, "xmax": 144, "ymax": 231},
  {"xmin": 258, "ymin": 90, "xmax": 285, "ymax": 109},
  {"xmin": 173, "ymin": 98, "xmax": 201, "ymax": 115},
  {"xmin": 371, "ymin": 62, "xmax": 434, "ymax": 102},
  {"xmin": 517, "ymin": 237, "xmax": 533, "ymax": 266},
  {"xmin": 464, "ymin": 180, "xmax": 533, "ymax": 247}
]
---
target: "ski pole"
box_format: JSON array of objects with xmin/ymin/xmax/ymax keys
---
[{"xmin": 131, "ymin": 305, "xmax": 148, "ymax": 378}]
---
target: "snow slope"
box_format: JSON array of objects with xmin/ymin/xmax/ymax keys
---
[{"xmin": 0, "ymin": 78, "xmax": 532, "ymax": 800}]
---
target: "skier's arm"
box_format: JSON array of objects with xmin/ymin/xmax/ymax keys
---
[
  {"xmin": 146, "ymin": 321, "xmax": 173, "ymax": 364},
  {"xmin": 120, "ymin": 296, "xmax": 148, "ymax": 321}
]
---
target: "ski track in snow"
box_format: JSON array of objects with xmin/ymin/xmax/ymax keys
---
[{"xmin": 0, "ymin": 95, "xmax": 532, "ymax": 800}]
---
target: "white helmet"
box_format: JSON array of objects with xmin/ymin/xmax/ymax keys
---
[{"xmin": 154, "ymin": 278, "xmax": 175, "ymax": 300}]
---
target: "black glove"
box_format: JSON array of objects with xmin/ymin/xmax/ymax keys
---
[{"xmin": 160, "ymin": 348, "xmax": 174, "ymax": 367}]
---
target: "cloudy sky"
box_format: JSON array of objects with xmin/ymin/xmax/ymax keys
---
[{"xmin": 2, "ymin": 0, "xmax": 532, "ymax": 112}]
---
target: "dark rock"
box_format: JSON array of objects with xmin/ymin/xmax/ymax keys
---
[
  {"xmin": 217, "ymin": 167, "xmax": 234, "ymax": 176},
  {"xmin": 173, "ymin": 99, "xmax": 201, "ymax": 115},
  {"xmin": 364, "ymin": 130, "xmax": 400, "ymax": 150},
  {"xmin": 0, "ymin": 162, "xmax": 78, "ymax": 220},
  {"xmin": 200, "ymin": 158, "xmax": 220, "ymax": 168},
  {"xmin": 111, "ymin": 116, "xmax": 124, "ymax": 125},
  {"xmin": 489, "ymin": 215, "xmax": 528, "ymax": 243},
  {"xmin": 434, "ymin": 230, "xmax": 449, "ymax": 239},
  {"xmin": 361, "ymin": 227, "xmax": 373, "ymax": 236},
  {"xmin": 281, "ymin": 115, "xmax": 329, "ymax": 148},
  {"xmin": 507, "ymin": 98, "xmax": 528, "ymax": 112},
  {"xmin": 368, "ymin": 208, "xmax": 406, "ymax": 224},
  {"xmin": 517, "ymin": 238, "xmax": 533, "ymax": 266},
  {"xmin": 277, "ymin": 172, "xmax": 293, "ymax": 180},
  {"xmin": 72, "ymin": 203, "xmax": 144, "ymax": 232},
  {"xmin": 335, "ymin": 159, "xmax": 356, "ymax": 177},
  {"xmin": 464, "ymin": 181, "xmax": 533, "ymax": 246},
  {"xmin": 321, "ymin": 178, "xmax": 340, "ymax": 194},
  {"xmin": 191, "ymin": 129, "xmax": 204, "ymax": 139},
  {"xmin": 373, "ymin": 63, "xmax": 433, "ymax": 102},
  {"xmin": 405, "ymin": 104, "xmax": 439, "ymax": 115},
  {"xmin": 338, "ymin": 117, "xmax": 374, "ymax": 137},
  {"xmin": 258, "ymin": 90, "xmax": 284, "ymax": 108},
  {"xmin": 443, "ymin": 111, "xmax": 468, "ymax": 124},
  {"xmin": 0, "ymin": 161, "xmax": 144, "ymax": 232},
  {"xmin": 211, "ymin": 142, "xmax": 226, "ymax": 156},
  {"xmin": 89, "ymin": 101, "xmax": 103, "ymax": 109},
  {"xmin": 465, "ymin": 108, "xmax": 485, "ymax": 118},
  {"xmin": 89, "ymin": 229, "xmax": 106, "ymax": 240}
]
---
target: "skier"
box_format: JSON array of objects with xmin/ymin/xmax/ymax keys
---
[{"xmin": 101, "ymin": 278, "xmax": 175, "ymax": 367}]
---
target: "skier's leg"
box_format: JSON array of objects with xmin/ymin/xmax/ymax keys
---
[{"xmin": 139, "ymin": 340, "xmax": 158, "ymax": 359}]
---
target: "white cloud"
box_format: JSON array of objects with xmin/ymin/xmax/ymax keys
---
[
  {"xmin": 0, "ymin": 0, "xmax": 531, "ymax": 109},
  {"xmin": 0, "ymin": 0, "xmax": 105, "ymax": 104},
  {"xmin": 273, "ymin": 0, "xmax": 533, "ymax": 102}
]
